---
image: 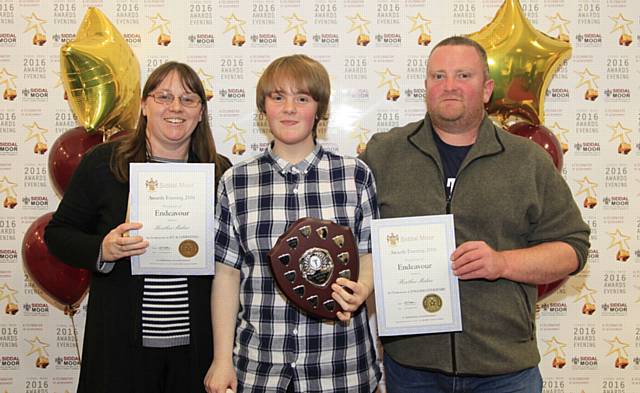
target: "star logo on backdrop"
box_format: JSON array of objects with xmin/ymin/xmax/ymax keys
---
[
  {"xmin": 283, "ymin": 13, "xmax": 307, "ymax": 35},
  {"xmin": 572, "ymin": 283, "xmax": 597, "ymax": 304},
  {"xmin": 0, "ymin": 177, "xmax": 18, "ymax": 200},
  {"xmin": 608, "ymin": 122, "xmax": 632, "ymax": 144},
  {"xmin": 610, "ymin": 13, "xmax": 633, "ymax": 35},
  {"xmin": 376, "ymin": 68, "xmax": 400, "ymax": 91},
  {"xmin": 197, "ymin": 68, "xmax": 214, "ymax": 90},
  {"xmin": 350, "ymin": 124, "xmax": 370, "ymax": 144},
  {"xmin": 222, "ymin": 13, "xmax": 246, "ymax": 35},
  {"xmin": 607, "ymin": 229, "xmax": 630, "ymax": 251},
  {"xmin": 574, "ymin": 176, "xmax": 597, "ymax": 198},
  {"xmin": 25, "ymin": 336, "xmax": 50, "ymax": 357},
  {"xmin": 24, "ymin": 122, "xmax": 48, "ymax": 144},
  {"xmin": 548, "ymin": 122, "xmax": 570, "ymax": 145},
  {"xmin": 542, "ymin": 336, "xmax": 567, "ymax": 358},
  {"xmin": 605, "ymin": 336, "xmax": 629, "ymax": 358},
  {"xmin": 23, "ymin": 12, "xmax": 47, "ymax": 34},
  {"xmin": 575, "ymin": 68, "xmax": 600, "ymax": 90},
  {"xmin": 408, "ymin": 13, "xmax": 431, "ymax": 34},
  {"xmin": 0, "ymin": 68, "xmax": 17, "ymax": 89},
  {"xmin": 0, "ymin": 283, "xmax": 18, "ymax": 304},
  {"xmin": 546, "ymin": 12, "xmax": 570, "ymax": 36},
  {"xmin": 347, "ymin": 13, "xmax": 371, "ymax": 35},
  {"xmin": 223, "ymin": 122, "xmax": 247, "ymax": 144},
  {"xmin": 148, "ymin": 13, "xmax": 171, "ymax": 34}
]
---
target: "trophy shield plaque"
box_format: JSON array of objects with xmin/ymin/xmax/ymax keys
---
[{"xmin": 267, "ymin": 217, "xmax": 360, "ymax": 320}]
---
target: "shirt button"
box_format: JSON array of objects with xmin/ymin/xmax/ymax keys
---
[
  {"xmin": 291, "ymin": 362, "xmax": 296, "ymax": 368},
  {"xmin": 293, "ymin": 188, "xmax": 299, "ymax": 194},
  {"xmin": 292, "ymin": 328, "xmax": 298, "ymax": 335}
]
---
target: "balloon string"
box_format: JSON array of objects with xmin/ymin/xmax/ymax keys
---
[
  {"xmin": 101, "ymin": 126, "xmax": 122, "ymax": 142},
  {"xmin": 67, "ymin": 307, "xmax": 82, "ymax": 364}
]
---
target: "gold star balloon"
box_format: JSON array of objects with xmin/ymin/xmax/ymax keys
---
[
  {"xmin": 467, "ymin": 0, "xmax": 572, "ymax": 125},
  {"xmin": 60, "ymin": 7, "xmax": 140, "ymax": 134}
]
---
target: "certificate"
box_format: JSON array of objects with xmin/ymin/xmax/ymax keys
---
[
  {"xmin": 371, "ymin": 215, "xmax": 461, "ymax": 336},
  {"xmin": 129, "ymin": 162, "xmax": 215, "ymax": 275}
]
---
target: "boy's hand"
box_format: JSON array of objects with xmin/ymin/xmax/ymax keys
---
[
  {"xmin": 204, "ymin": 361, "xmax": 237, "ymax": 393},
  {"xmin": 331, "ymin": 277, "xmax": 372, "ymax": 322}
]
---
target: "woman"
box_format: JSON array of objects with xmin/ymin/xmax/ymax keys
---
[{"xmin": 45, "ymin": 61, "xmax": 231, "ymax": 393}]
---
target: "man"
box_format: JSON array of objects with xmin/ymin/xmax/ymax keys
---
[{"xmin": 360, "ymin": 36, "xmax": 590, "ymax": 393}]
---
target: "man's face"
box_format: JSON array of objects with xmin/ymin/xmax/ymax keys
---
[{"xmin": 425, "ymin": 45, "xmax": 494, "ymax": 132}]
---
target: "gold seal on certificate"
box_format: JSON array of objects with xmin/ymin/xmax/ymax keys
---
[
  {"xmin": 129, "ymin": 163, "xmax": 216, "ymax": 275},
  {"xmin": 179, "ymin": 240, "xmax": 199, "ymax": 258},
  {"xmin": 371, "ymin": 214, "xmax": 462, "ymax": 336},
  {"xmin": 422, "ymin": 294, "xmax": 442, "ymax": 313}
]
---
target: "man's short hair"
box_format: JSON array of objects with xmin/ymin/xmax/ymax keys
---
[{"xmin": 429, "ymin": 36, "xmax": 490, "ymax": 80}]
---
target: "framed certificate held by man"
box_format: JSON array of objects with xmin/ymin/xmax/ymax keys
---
[
  {"xmin": 129, "ymin": 162, "xmax": 215, "ymax": 275},
  {"xmin": 371, "ymin": 214, "xmax": 461, "ymax": 336}
]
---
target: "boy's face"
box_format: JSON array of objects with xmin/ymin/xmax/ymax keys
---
[{"xmin": 264, "ymin": 85, "xmax": 318, "ymax": 152}]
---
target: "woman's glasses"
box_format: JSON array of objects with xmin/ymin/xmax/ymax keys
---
[{"xmin": 148, "ymin": 91, "xmax": 201, "ymax": 108}]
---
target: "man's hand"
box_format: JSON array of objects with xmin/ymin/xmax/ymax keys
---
[{"xmin": 451, "ymin": 241, "xmax": 506, "ymax": 281}]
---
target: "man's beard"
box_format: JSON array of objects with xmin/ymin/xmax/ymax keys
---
[{"xmin": 429, "ymin": 103, "xmax": 484, "ymax": 134}]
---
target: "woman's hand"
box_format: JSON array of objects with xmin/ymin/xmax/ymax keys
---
[
  {"xmin": 100, "ymin": 222, "xmax": 149, "ymax": 262},
  {"xmin": 331, "ymin": 277, "xmax": 373, "ymax": 322},
  {"xmin": 204, "ymin": 361, "xmax": 237, "ymax": 393}
]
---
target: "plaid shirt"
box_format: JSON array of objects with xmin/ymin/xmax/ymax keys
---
[{"xmin": 215, "ymin": 144, "xmax": 380, "ymax": 393}]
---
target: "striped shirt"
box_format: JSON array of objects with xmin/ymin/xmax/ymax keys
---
[
  {"xmin": 142, "ymin": 276, "xmax": 190, "ymax": 347},
  {"xmin": 215, "ymin": 144, "xmax": 380, "ymax": 392}
]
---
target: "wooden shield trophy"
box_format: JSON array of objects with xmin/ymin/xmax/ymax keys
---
[{"xmin": 267, "ymin": 217, "xmax": 359, "ymax": 320}]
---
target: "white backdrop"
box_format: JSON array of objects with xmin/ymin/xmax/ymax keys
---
[{"xmin": 0, "ymin": 0, "xmax": 638, "ymax": 392}]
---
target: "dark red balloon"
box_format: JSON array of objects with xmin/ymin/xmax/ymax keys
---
[
  {"xmin": 507, "ymin": 122, "xmax": 563, "ymax": 171},
  {"xmin": 537, "ymin": 278, "xmax": 568, "ymax": 301},
  {"xmin": 22, "ymin": 212, "xmax": 90, "ymax": 307},
  {"xmin": 48, "ymin": 127, "xmax": 103, "ymax": 196}
]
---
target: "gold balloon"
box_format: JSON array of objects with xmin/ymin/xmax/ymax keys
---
[
  {"xmin": 467, "ymin": 0, "xmax": 571, "ymax": 125},
  {"xmin": 60, "ymin": 7, "xmax": 140, "ymax": 133}
]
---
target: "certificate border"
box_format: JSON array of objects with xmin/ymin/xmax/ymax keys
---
[
  {"xmin": 129, "ymin": 162, "xmax": 215, "ymax": 276},
  {"xmin": 371, "ymin": 214, "xmax": 462, "ymax": 336}
]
